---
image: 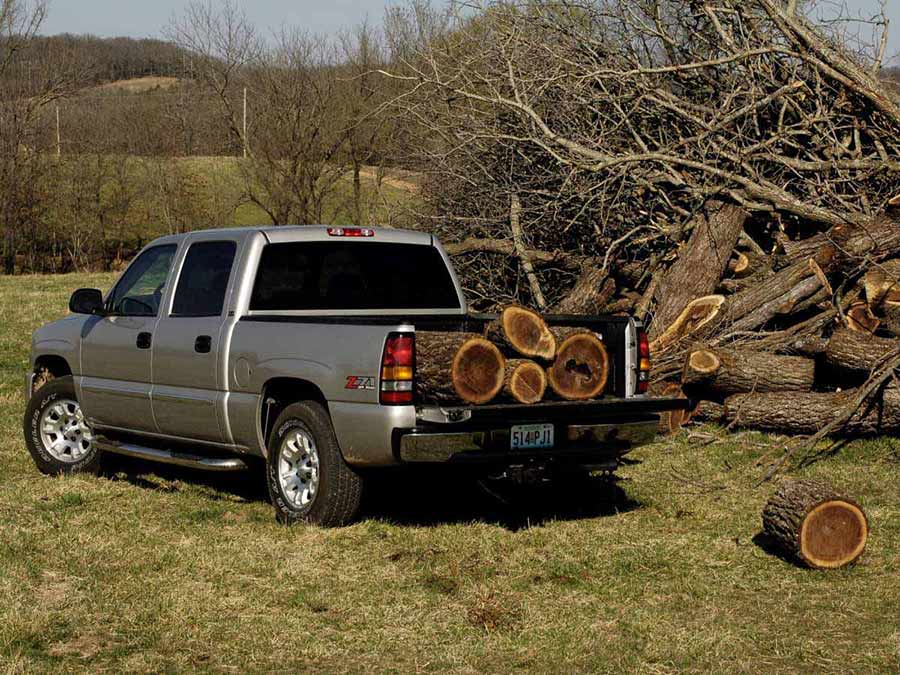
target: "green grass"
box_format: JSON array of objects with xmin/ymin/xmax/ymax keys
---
[{"xmin": 1, "ymin": 273, "xmax": 899, "ymax": 672}]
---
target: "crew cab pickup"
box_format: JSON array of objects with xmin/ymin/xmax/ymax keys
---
[{"xmin": 24, "ymin": 226, "xmax": 688, "ymax": 525}]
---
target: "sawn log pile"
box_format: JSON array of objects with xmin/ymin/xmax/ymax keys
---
[{"xmin": 416, "ymin": 306, "xmax": 609, "ymax": 406}]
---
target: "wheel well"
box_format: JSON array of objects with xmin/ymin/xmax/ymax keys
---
[
  {"xmin": 32, "ymin": 355, "xmax": 72, "ymax": 393},
  {"xmin": 260, "ymin": 378, "xmax": 329, "ymax": 444}
]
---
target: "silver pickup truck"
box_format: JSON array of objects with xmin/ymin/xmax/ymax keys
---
[{"xmin": 24, "ymin": 226, "xmax": 687, "ymax": 525}]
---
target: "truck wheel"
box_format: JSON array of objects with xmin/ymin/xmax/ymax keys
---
[
  {"xmin": 266, "ymin": 401, "xmax": 363, "ymax": 527},
  {"xmin": 23, "ymin": 376, "xmax": 101, "ymax": 476}
]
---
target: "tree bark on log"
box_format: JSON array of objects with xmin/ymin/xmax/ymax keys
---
[
  {"xmin": 650, "ymin": 203, "xmax": 748, "ymax": 338},
  {"xmin": 781, "ymin": 214, "xmax": 900, "ymax": 272},
  {"xmin": 546, "ymin": 329, "xmax": 609, "ymax": 400},
  {"xmin": 682, "ymin": 347, "xmax": 815, "ymax": 397},
  {"xmin": 724, "ymin": 387, "xmax": 900, "ymax": 435},
  {"xmin": 762, "ymin": 479, "xmax": 868, "ymax": 569},
  {"xmin": 552, "ymin": 268, "xmax": 616, "ymax": 315},
  {"xmin": 502, "ymin": 359, "xmax": 547, "ymax": 404},
  {"xmin": 824, "ymin": 328, "xmax": 900, "ymax": 374},
  {"xmin": 416, "ymin": 332, "xmax": 506, "ymax": 405},
  {"xmin": 485, "ymin": 305, "xmax": 556, "ymax": 360},
  {"xmin": 693, "ymin": 400, "xmax": 726, "ymax": 423}
]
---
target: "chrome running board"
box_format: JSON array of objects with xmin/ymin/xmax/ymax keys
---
[{"xmin": 95, "ymin": 437, "xmax": 248, "ymax": 472}]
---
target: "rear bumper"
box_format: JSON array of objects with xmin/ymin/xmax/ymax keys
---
[{"xmin": 398, "ymin": 417, "xmax": 659, "ymax": 463}]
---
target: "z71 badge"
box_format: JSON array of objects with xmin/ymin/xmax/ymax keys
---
[{"xmin": 345, "ymin": 375, "xmax": 376, "ymax": 390}]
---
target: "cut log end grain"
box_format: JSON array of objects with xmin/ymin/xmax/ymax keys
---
[
  {"xmin": 846, "ymin": 301, "xmax": 880, "ymax": 334},
  {"xmin": 686, "ymin": 349, "xmax": 721, "ymax": 376},
  {"xmin": 762, "ymin": 479, "xmax": 868, "ymax": 570},
  {"xmin": 503, "ymin": 359, "xmax": 547, "ymax": 404},
  {"xmin": 650, "ymin": 294, "xmax": 725, "ymax": 353},
  {"xmin": 415, "ymin": 332, "xmax": 505, "ymax": 405},
  {"xmin": 486, "ymin": 305, "xmax": 556, "ymax": 360},
  {"xmin": 452, "ymin": 338, "xmax": 506, "ymax": 405},
  {"xmin": 547, "ymin": 330, "xmax": 609, "ymax": 400}
]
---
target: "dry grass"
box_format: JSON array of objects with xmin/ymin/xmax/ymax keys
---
[
  {"xmin": 89, "ymin": 76, "xmax": 181, "ymax": 94},
  {"xmin": 1, "ymin": 274, "xmax": 899, "ymax": 672}
]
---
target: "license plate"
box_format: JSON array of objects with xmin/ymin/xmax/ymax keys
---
[{"xmin": 510, "ymin": 423, "xmax": 554, "ymax": 450}]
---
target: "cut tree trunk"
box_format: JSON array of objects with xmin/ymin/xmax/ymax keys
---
[
  {"xmin": 781, "ymin": 214, "xmax": 900, "ymax": 272},
  {"xmin": 762, "ymin": 479, "xmax": 868, "ymax": 569},
  {"xmin": 824, "ymin": 328, "xmax": 900, "ymax": 374},
  {"xmin": 485, "ymin": 305, "xmax": 556, "ymax": 360},
  {"xmin": 693, "ymin": 400, "xmax": 726, "ymax": 423},
  {"xmin": 682, "ymin": 347, "xmax": 815, "ymax": 397},
  {"xmin": 650, "ymin": 295, "xmax": 725, "ymax": 353},
  {"xmin": 503, "ymin": 359, "xmax": 547, "ymax": 404},
  {"xmin": 416, "ymin": 332, "xmax": 506, "ymax": 405},
  {"xmin": 651, "ymin": 203, "xmax": 748, "ymax": 339},
  {"xmin": 546, "ymin": 329, "xmax": 609, "ymax": 400},
  {"xmin": 553, "ymin": 267, "xmax": 616, "ymax": 315},
  {"xmin": 724, "ymin": 387, "xmax": 900, "ymax": 435},
  {"xmin": 863, "ymin": 259, "xmax": 900, "ymax": 307},
  {"xmin": 846, "ymin": 301, "xmax": 880, "ymax": 333},
  {"xmin": 883, "ymin": 300, "xmax": 900, "ymax": 336}
]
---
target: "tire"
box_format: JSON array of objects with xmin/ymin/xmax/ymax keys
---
[
  {"xmin": 265, "ymin": 401, "xmax": 363, "ymax": 527},
  {"xmin": 23, "ymin": 376, "xmax": 102, "ymax": 476}
]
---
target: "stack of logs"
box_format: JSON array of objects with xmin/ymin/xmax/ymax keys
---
[
  {"xmin": 642, "ymin": 203, "xmax": 900, "ymax": 437},
  {"xmin": 415, "ymin": 306, "xmax": 610, "ymax": 406}
]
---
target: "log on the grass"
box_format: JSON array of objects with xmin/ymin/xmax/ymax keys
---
[
  {"xmin": 546, "ymin": 328, "xmax": 609, "ymax": 400},
  {"xmin": 650, "ymin": 203, "xmax": 747, "ymax": 339},
  {"xmin": 692, "ymin": 400, "xmax": 725, "ymax": 423},
  {"xmin": 657, "ymin": 383, "xmax": 693, "ymax": 434},
  {"xmin": 485, "ymin": 305, "xmax": 556, "ymax": 360},
  {"xmin": 824, "ymin": 328, "xmax": 900, "ymax": 374},
  {"xmin": 503, "ymin": 359, "xmax": 546, "ymax": 404},
  {"xmin": 552, "ymin": 267, "xmax": 616, "ymax": 315},
  {"xmin": 415, "ymin": 332, "xmax": 505, "ymax": 405},
  {"xmin": 724, "ymin": 387, "xmax": 900, "ymax": 435},
  {"xmin": 682, "ymin": 347, "xmax": 815, "ymax": 397},
  {"xmin": 762, "ymin": 479, "xmax": 868, "ymax": 569}
]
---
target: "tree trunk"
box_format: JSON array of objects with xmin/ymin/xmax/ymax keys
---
[
  {"xmin": 651, "ymin": 203, "xmax": 748, "ymax": 338},
  {"xmin": 883, "ymin": 301, "xmax": 900, "ymax": 337},
  {"xmin": 546, "ymin": 329, "xmax": 609, "ymax": 400},
  {"xmin": 650, "ymin": 295, "xmax": 725, "ymax": 353},
  {"xmin": 485, "ymin": 305, "xmax": 556, "ymax": 360},
  {"xmin": 845, "ymin": 301, "xmax": 880, "ymax": 334},
  {"xmin": 824, "ymin": 328, "xmax": 900, "ymax": 374},
  {"xmin": 762, "ymin": 479, "xmax": 868, "ymax": 569},
  {"xmin": 693, "ymin": 400, "xmax": 725, "ymax": 423},
  {"xmin": 781, "ymin": 214, "xmax": 900, "ymax": 272},
  {"xmin": 682, "ymin": 347, "xmax": 815, "ymax": 398},
  {"xmin": 415, "ymin": 332, "xmax": 506, "ymax": 405},
  {"xmin": 503, "ymin": 359, "xmax": 547, "ymax": 404},
  {"xmin": 724, "ymin": 387, "xmax": 900, "ymax": 435},
  {"xmin": 552, "ymin": 267, "xmax": 615, "ymax": 315},
  {"xmin": 657, "ymin": 382, "xmax": 693, "ymax": 434}
]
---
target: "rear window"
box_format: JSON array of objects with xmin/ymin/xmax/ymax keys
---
[{"xmin": 249, "ymin": 242, "xmax": 461, "ymax": 311}]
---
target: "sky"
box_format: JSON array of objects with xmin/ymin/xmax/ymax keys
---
[{"xmin": 39, "ymin": 0, "xmax": 900, "ymax": 64}]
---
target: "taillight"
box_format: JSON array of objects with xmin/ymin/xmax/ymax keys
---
[
  {"xmin": 381, "ymin": 332, "xmax": 414, "ymax": 405},
  {"xmin": 327, "ymin": 227, "xmax": 374, "ymax": 237},
  {"xmin": 637, "ymin": 328, "xmax": 651, "ymax": 394}
]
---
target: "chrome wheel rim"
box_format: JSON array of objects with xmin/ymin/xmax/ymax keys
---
[
  {"xmin": 278, "ymin": 428, "xmax": 320, "ymax": 509},
  {"xmin": 40, "ymin": 398, "xmax": 94, "ymax": 463}
]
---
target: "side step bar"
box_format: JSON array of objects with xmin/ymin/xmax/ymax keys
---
[{"xmin": 95, "ymin": 437, "xmax": 249, "ymax": 472}]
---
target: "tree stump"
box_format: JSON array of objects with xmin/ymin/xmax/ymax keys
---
[
  {"xmin": 416, "ymin": 332, "xmax": 506, "ymax": 405},
  {"xmin": 485, "ymin": 305, "xmax": 556, "ymax": 360},
  {"xmin": 503, "ymin": 359, "xmax": 547, "ymax": 404},
  {"xmin": 546, "ymin": 329, "xmax": 609, "ymax": 400},
  {"xmin": 762, "ymin": 479, "xmax": 868, "ymax": 569}
]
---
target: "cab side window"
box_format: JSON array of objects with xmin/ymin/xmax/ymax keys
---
[
  {"xmin": 108, "ymin": 245, "xmax": 178, "ymax": 317},
  {"xmin": 171, "ymin": 241, "xmax": 238, "ymax": 317}
]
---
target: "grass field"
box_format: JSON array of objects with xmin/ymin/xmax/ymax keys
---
[{"xmin": 1, "ymin": 274, "xmax": 899, "ymax": 672}]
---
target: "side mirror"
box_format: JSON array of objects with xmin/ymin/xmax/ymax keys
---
[{"xmin": 69, "ymin": 288, "xmax": 106, "ymax": 315}]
